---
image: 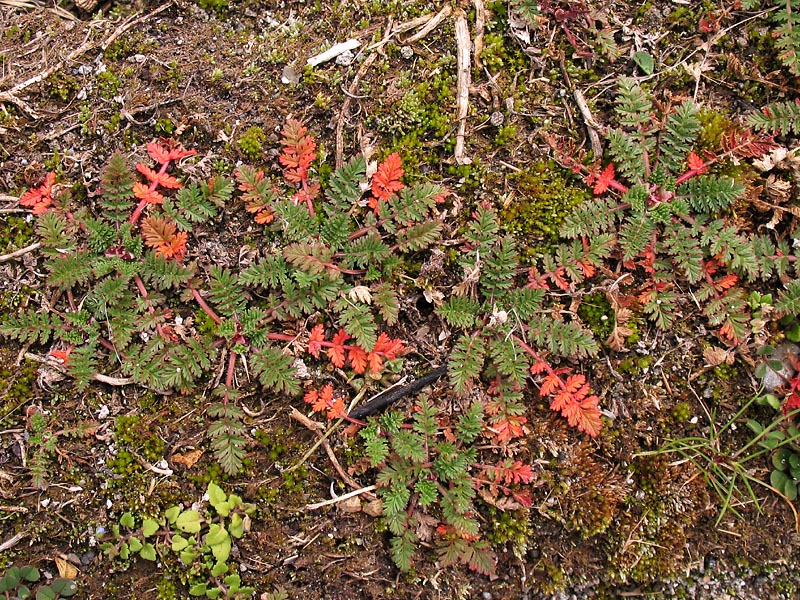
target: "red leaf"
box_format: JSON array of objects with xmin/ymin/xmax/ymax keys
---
[
  {"xmin": 589, "ymin": 163, "xmax": 615, "ymax": 195},
  {"xmin": 540, "ymin": 373, "xmax": 562, "ymax": 397},
  {"xmin": 133, "ymin": 182, "xmax": 164, "ymax": 205},
  {"xmin": 492, "ymin": 415, "xmax": 527, "ymax": 443},
  {"xmin": 366, "ymin": 352, "xmax": 383, "ymax": 375},
  {"xmin": 327, "ymin": 328, "xmax": 350, "ymax": 368},
  {"xmin": 20, "ymin": 172, "xmax": 56, "ymax": 214},
  {"xmin": 349, "ymin": 346, "xmax": 368, "ymax": 374},
  {"xmin": 561, "ymin": 394, "xmax": 602, "ymax": 437},
  {"xmin": 307, "ymin": 324, "xmax": 325, "ymax": 357},
  {"xmin": 687, "ymin": 151, "xmax": 707, "ymax": 174},
  {"xmin": 136, "ymin": 164, "xmax": 182, "ymax": 189},
  {"xmin": 140, "ymin": 216, "xmax": 187, "ymax": 261},
  {"xmin": 371, "ymin": 153, "xmax": 405, "ymax": 201},
  {"xmin": 372, "ymin": 332, "xmax": 405, "ymax": 359}
]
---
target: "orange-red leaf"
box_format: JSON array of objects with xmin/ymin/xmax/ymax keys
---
[
  {"xmin": 561, "ymin": 394, "xmax": 602, "ymax": 437},
  {"xmin": 371, "ymin": 153, "xmax": 404, "ymax": 201},
  {"xmin": 133, "ymin": 182, "xmax": 164, "ymax": 205},
  {"xmin": 540, "ymin": 373, "xmax": 562, "ymax": 397},
  {"xmin": 20, "ymin": 172, "xmax": 56, "ymax": 214},
  {"xmin": 140, "ymin": 216, "xmax": 187, "ymax": 261},
  {"xmin": 588, "ymin": 163, "xmax": 615, "ymax": 195},
  {"xmin": 136, "ymin": 164, "xmax": 182, "ymax": 189},
  {"xmin": 308, "ymin": 324, "xmax": 325, "ymax": 357},
  {"xmin": 492, "ymin": 415, "xmax": 527, "ymax": 443},
  {"xmin": 687, "ymin": 151, "xmax": 707, "ymax": 174},
  {"xmin": 349, "ymin": 346, "xmax": 368, "ymax": 374}
]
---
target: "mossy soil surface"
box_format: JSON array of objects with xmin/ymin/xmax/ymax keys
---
[{"xmin": 2, "ymin": 0, "xmax": 800, "ymax": 598}]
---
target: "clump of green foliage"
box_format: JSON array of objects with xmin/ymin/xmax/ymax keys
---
[
  {"xmin": 102, "ymin": 482, "xmax": 255, "ymax": 598},
  {"xmin": 0, "ymin": 565, "xmax": 78, "ymax": 599},
  {"xmin": 237, "ymin": 126, "xmax": 265, "ymax": 160},
  {"xmin": 547, "ymin": 77, "xmax": 800, "ymax": 344}
]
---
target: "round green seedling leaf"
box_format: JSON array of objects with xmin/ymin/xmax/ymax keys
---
[
  {"xmin": 785, "ymin": 479, "xmax": 798, "ymax": 501},
  {"xmin": 175, "ymin": 510, "xmax": 203, "ymax": 534},
  {"xmin": 142, "ymin": 519, "xmax": 159, "ymax": 538},
  {"xmin": 35, "ymin": 587, "xmax": 56, "ymax": 600},
  {"xmin": 171, "ymin": 534, "xmax": 190, "ymax": 552},
  {"xmin": 229, "ymin": 513, "xmax": 244, "ymax": 539},
  {"xmin": 19, "ymin": 567, "xmax": 39, "ymax": 583},
  {"xmin": 206, "ymin": 523, "xmax": 229, "ymax": 547},
  {"xmin": 0, "ymin": 570, "xmax": 20, "ymax": 591},
  {"xmin": 164, "ymin": 506, "xmax": 181, "ymax": 524},
  {"xmin": 128, "ymin": 537, "xmax": 143, "ymax": 553},
  {"xmin": 139, "ymin": 543, "xmax": 157, "ymax": 561},
  {"xmin": 633, "ymin": 51, "xmax": 654, "ymax": 75},
  {"xmin": 18, "ymin": 584, "xmax": 32, "ymax": 599},
  {"xmin": 207, "ymin": 482, "xmax": 229, "ymax": 516},
  {"xmin": 772, "ymin": 469, "xmax": 790, "ymax": 490},
  {"xmin": 773, "ymin": 449, "xmax": 791, "ymax": 470},
  {"xmin": 50, "ymin": 579, "xmax": 78, "ymax": 597},
  {"xmin": 211, "ymin": 561, "xmax": 228, "ymax": 577},
  {"xmin": 119, "ymin": 512, "xmax": 136, "ymax": 529},
  {"xmin": 188, "ymin": 583, "xmax": 207, "ymax": 596}
]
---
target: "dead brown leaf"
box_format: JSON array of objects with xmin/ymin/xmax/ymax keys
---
[{"xmin": 171, "ymin": 449, "xmax": 204, "ymax": 469}]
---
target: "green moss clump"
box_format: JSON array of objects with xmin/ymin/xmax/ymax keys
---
[
  {"xmin": 578, "ymin": 293, "xmax": 614, "ymax": 340},
  {"xmin": 238, "ymin": 126, "xmax": 266, "ymax": 160},
  {"xmin": 500, "ymin": 160, "xmax": 590, "ymax": 246},
  {"xmin": 97, "ymin": 70, "xmax": 122, "ymax": 99},
  {"xmin": 487, "ymin": 508, "xmax": 531, "ymax": 557}
]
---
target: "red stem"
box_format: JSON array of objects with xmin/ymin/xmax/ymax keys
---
[
  {"xmin": 130, "ymin": 158, "xmax": 173, "ymax": 225},
  {"xmin": 190, "ymin": 287, "xmax": 221, "ymax": 325}
]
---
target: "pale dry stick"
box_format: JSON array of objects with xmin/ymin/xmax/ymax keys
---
[
  {"xmin": 304, "ymin": 484, "xmax": 377, "ymax": 511},
  {"xmin": 454, "ymin": 10, "xmax": 472, "ymax": 165},
  {"xmin": 0, "ymin": 531, "xmax": 27, "ymax": 553},
  {"xmin": 0, "ymin": 2, "xmax": 172, "ymax": 118},
  {"xmin": 0, "ymin": 241, "xmax": 40, "ymax": 263},
  {"xmin": 572, "ymin": 89, "xmax": 603, "ymax": 158},
  {"xmin": 473, "ymin": 0, "xmax": 486, "ymax": 70},
  {"xmin": 402, "ymin": 5, "xmax": 452, "ymax": 44},
  {"xmin": 364, "ymin": 9, "xmax": 445, "ymax": 52},
  {"xmin": 0, "ymin": 0, "xmax": 76, "ymax": 21},
  {"xmin": 23, "ymin": 351, "xmax": 133, "ymax": 386}
]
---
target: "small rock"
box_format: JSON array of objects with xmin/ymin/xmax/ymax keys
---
[
  {"xmin": 490, "ymin": 111, "xmax": 504, "ymax": 127},
  {"xmin": 759, "ymin": 343, "xmax": 799, "ymax": 391},
  {"xmin": 281, "ymin": 65, "xmax": 300, "ymax": 86},
  {"xmin": 335, "ymin": 49, "xmax": 355, "ymax": 66},
  {"xmin": 400, "ymin": 46, "xmax": 414, "ymax": 59}
]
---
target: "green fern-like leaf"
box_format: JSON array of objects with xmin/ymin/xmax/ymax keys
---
[
  {"xmin": 747, "ymin": 100, "xmax": 800, "ymax": 135},
  {"xmin": 326, "ymin": 155, "xmax": 366, "ymax": 209},
  {"xmin": 528, "ymin": 318, "xmax": 599, "ymax": 358},
  {"xmin": 679, "ymin": 175, "xmax": 744, "ymax": 214},
  {"xmin": 464, "ymin": 204, "xmax": 501, "ymax": 247},
  {"xmin": 36, "ymin": 211, "xmax": 75, "ymax": 257},
  {"xmin": 208, "ymin": 267, "xmax": 247, "ymax": 317},
  {"xmin": 774, "ymin": 2, "xmax": 800, "ymax": 76},
  {"xmin": 390, "ymin": 182, "xmax": 446, "ymax": 224},
  {"xmin": 47, "ymin": 252, "xmax": 95, "ymax": 290},
  {"xmin": 334, "ymin": 298, "xmax": 377, "ymax": 349},
  {"xmin": 448, "ymin": 334, "xmax": 486, "ymax": 393},
  {"xmin": 560, "ymin": 196, "xmax": 622, "ymax": 238},
  {"xmin": 341, "ymin": 233, "xmax": 391, "ymax": 271},
  {"xmin": 99, "ymin": 154, "xmax": 136, "ymax": 223},
  {"xmin": 489, "ymin": 337, "xmax": 530, "ymax": 387},
  {"xmin": 272, "ymin": 199, "xmax": 319, "ymax": 241},
  {"xmin": 396, "ymin": 221, "xmax": 442, "ymax": 252},
  {"xmin": 141, "ymin": 252, "xmax": 195, "ymax": 290},
  {"xmin": 250, "ymin": 347, "xmax": 300, "ymax": 395},
  {"xmin": 437, "ymin": 297, "xmax": 480, "ymax": 328},
  {"xmin": 618, "ymin": 215, "xmax": 656, "ymax": 262},
  {"xmin": 67, "ymin": 344, "xmax": 98, "ymax": 392},
  {"xmin": 372, "ymin": 282, "xmax": 400, "ymax": 325},
  {"xmin": 608, "ymin": 128, "xmax": 647, "ymax": 181},
  {"xmin": 615, "ymin": 77, "xmax": 653, "ymax": 129},
  {"xmin": 659, "ymin": 100, "xmax": 700, "ymax": 173},
  {"xmin": 208, "ymin": 403, "xmax": 247, "ymax": 476},
  {"xmin": 284, "ymin": 241, "xmax": 338, "ymax": 278},
  {"xmin": 663, "ymin": 222, "xmax": 704, "ymax": 283},
  {"xmin": 238, "ymin": 255, "xmax": 289, "ymax": 289},
  {"xmin": 481, "ymin": 237, "xmax": 519, "ymax": 297},
  {"xmin": 0, "ymin": 309, "xmax": 62, "ymax": 345},
  {"xmin": 777, "ymin": 280, "xmax": 800, "ymax": 317}
]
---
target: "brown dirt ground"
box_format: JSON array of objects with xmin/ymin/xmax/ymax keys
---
[{"xmin": 2, "ymin": 0, "xmax": 800, "ymax": 598}]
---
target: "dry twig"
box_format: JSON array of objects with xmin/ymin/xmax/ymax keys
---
[{"xmin": 454, "ymin": 10, "xmax": 472, "ymax": 165}]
